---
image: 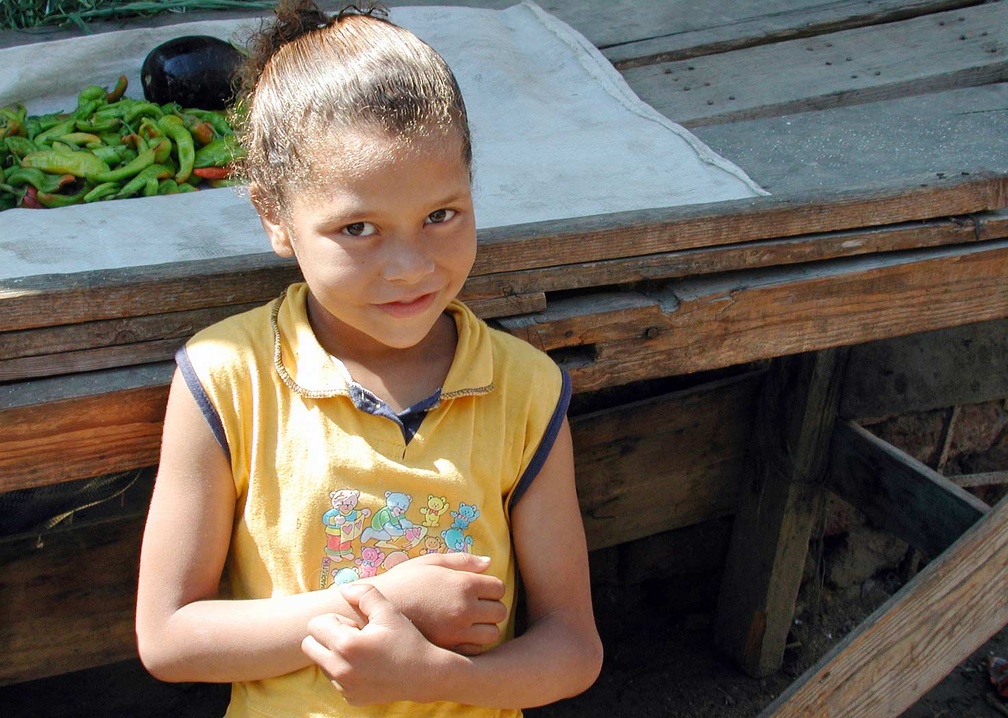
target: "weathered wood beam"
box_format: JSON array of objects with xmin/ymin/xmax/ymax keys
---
[
  {"xmin": 827, "ymin": 420, "xmax": 989, "ymax": 556},
  {"xmin": 0, "ymin": 514, "xmax": 147, "ymax": 685},
  {"xmin": 575, "ymin": 370, "xmax": 763, "ymax": 551},
  {"xmin": 759, "ymin": 492, "xmax": 1008, "ymax": 718},
  {"xmin": 604, "ymin": 0, "xmax": 978, "ymax": 68},
  {"xmin": 841, "ymin": 318, "xmax": 1008, "ymax": 419},
  {"xmin": 953, "ymin": 470, "xmax": 1008, "ymax": 488},
  {"xmin": 714, "ymin": 348, "xmax": 849, "ymax": 677},
  {"xmin": 623, "ymin": 3, "xmax": 1008, "ymax": 127}
]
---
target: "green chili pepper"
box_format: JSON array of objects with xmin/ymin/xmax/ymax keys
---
[
  {"xmin": 58, "ymin": 132, "xmax": 102, "ymax": 147},
  {"xmin": 21, "ymin": 150, "xmax": 110, "ymax": 179},
  {"xmin": 93, "ymin": 147, "xmax": 155, "ymax": 183},
  {"xmin": 117, "ymin": 163, "xmax": 171, "ymax": 198},
  {"xmin": 123, "ymin": 102, "xmax": 163, "ymax": 124},
  {"xmin": 5, "ymin": 136, "xmax": 38, "ymax": 159},
  {"xmin": 78, "ymin": 85, "xmax": 107, "ymax": 104},
  {"xmin": 76, "ymin": 117, "xmax": 121, "ymax": 133},
  {"xmin": 157, "ymin": 179, "xmax": 179, "ymax": 195},
  {"xmin": 24, "ymin": 116, "xmax": 41, "ymax": 139},
  {"xmin": 71, "ymin": 99, "xmax": 102, "ymax": 121},
  {"xmin": 156, "ymin": 115, "xmax": 194, "ymax": 183},
  {"xmin": 185, "ymin": 109, "xmax": 233, "ymax": 137},
  {"xmin": 32, "ymin": 120, "xmax": 77, "ymax": 146},
  {"xmin": 4, "ymin": 167, "xmax": 76, "ymax": 193},
  {"xmin": 180, "ymin": 114, "xmax": 215, "ymax": 146},
  {"xmin": 84, "ymin": 181, "xmax": 122, "ymax": 203},
  {"xmin": 150, "ymin": 136, "xmax": 172, "ymax": 165},
  {"xmin": 107, "ymin": 75, "xmax": 128, "ymax": 103},
  {"xmin": 37, "ymin": 186, "xmax": 88, "ymax": 208},
  {"xmin": 90, "ymin": 146, "xmax": 121, "ymax": 165},
  {"xmin": 193, "ymin": 135, "xmax": 243, "ymax": 169}
]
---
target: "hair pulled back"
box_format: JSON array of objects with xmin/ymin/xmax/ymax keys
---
[{"xmin": 234, "ymin": 0, "xmax": 472, "ymax": 218}]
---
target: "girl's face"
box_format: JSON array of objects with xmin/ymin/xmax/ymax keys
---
[{"xmin": 260, "ymin": 130, "xmax": 476, "ymax": 358}]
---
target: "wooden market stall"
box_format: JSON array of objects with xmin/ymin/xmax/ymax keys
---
[{"xmin": 2, "ymin": 1, "xmax": 1008, "ymax": 715}]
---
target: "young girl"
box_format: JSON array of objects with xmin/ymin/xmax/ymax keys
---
[{"xmin": 134, "ymin": 2, "xmax": 603, "ymax": 716}]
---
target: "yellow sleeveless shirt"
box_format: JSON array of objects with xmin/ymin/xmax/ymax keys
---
[{"xmin": 179, "ymin": 283, "xmax": 569, "ymax": 718}]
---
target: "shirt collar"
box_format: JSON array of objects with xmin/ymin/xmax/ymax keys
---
[{"xmin": 272, "ymin": 283, "xmax": 495, "ymax": 401}]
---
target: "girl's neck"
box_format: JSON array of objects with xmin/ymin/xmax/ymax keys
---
[{"xmin": 309, "ymin": 303, "xmax": 458, "ymax": 413}]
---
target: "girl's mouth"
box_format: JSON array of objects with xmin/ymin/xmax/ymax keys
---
[{"xmin": 377, "ymin": 291, "xmax": 438, "ymax": 318}]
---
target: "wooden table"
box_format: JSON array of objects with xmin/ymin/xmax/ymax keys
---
[{"xmin": 2, "ymin": 2, "xmax": 1007, "ymax": 713}]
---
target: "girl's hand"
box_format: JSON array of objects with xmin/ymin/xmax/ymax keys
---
[
  {"xmin": 360, "ymin": 553, "xmax": 507, "ymax": 654},
  {"xmin": 304, "ymin": 584, "xmax": 451, "ymax": 706}
]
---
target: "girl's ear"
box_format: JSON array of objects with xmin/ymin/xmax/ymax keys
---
[{"xmin": 249, "ymin": 183, "xmax": 295, "ymax": 258}]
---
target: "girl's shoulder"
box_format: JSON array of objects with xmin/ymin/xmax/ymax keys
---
[{"xmin": 183, "ymin": 295, "xmax": 280, "ymax": 373}]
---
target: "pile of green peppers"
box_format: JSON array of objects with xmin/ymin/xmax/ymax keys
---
[{"xmin": 0, "ymin": 75, "xmax": 244, "ymax": 211}]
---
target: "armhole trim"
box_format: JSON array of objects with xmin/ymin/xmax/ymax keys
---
[
  {"xmin": 176, "ymin": 347, "xmax": 232, "ymax": 464},
  {"xmin": 507, "ymin": 369, "xmax": 572, "ymax": 512}
]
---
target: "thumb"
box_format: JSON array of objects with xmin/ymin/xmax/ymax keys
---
[{"xmin": 340, "ymin": 583, "xmax": 401, "ymax": 625}]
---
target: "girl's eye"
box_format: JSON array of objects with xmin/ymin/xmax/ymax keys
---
[
  {"xmin": 425, "ymin": 208, "xmax": 456, "ymax": 225},
  {"xmin": 342, "ymin": 221, "xmax": 376, "ymax": 237}
]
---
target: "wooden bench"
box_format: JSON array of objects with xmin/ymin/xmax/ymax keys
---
[{"xmin": 2, "ymin": 1, "xmax": 1008, "ymax": 714}]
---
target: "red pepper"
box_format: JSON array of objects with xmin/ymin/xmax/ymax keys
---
[
  {"xmin": 192, "ymin": 166, "xmax": 231, "ymax": 180},
  {"xmin": 20, "ymin": 185, "xmax": 43, "ymax": 209}
]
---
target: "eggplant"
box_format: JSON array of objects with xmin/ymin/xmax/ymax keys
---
[{"xmin": 141, "ymin": 36, "xmax": 243, "ymax": 110}]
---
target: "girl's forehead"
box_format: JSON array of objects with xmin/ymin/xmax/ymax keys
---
[{"xmin": 311, "ymin": 128, "xmax": 466, "ymax": 179}]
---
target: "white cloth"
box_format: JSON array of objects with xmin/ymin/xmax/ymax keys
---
[{"xmin": 0, "ymin": 2, "xmax": 765, "ymax": 280}]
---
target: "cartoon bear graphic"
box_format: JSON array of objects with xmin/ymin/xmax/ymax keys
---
[{"xmin": 419, "ymin": 494, "xmax": 450, "ymax": 527}]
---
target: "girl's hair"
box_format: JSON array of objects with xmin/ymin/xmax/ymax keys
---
[{"xmin": 235, "ymin": 0, "xmax": 472, "ymax": 218}]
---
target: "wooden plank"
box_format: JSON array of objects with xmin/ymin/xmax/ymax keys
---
[
  {"xmin": 468, "ymin": 210, "xmax": 1008, "ymax": 304},
  {"xmin": 0, "ymin": 364, "xmax": 171, "ymax": 492},
  {"xmin": 574, "ymin": 370, "xmax": 764, "ymax": 551},
  {"xmin": 715, "ymin": 348, "xmax": 850, "ymax": 677},
  {"xmin": 0, "ymin": 515, "xmax": 146, "ymax": 685},
  {"xmin": 827, "ymin": 420, "xmax": 989, "ymax": 556},
  {"xmin": 0, "ymin": 303, "xmax": 260, "ymax": 362},
  {"xmin": 622, "ymin": 3, "xmax": 1008, "ymax": 127},
  {"xmin": 840, "ymin": 318, "xmax": 1008, "ymax": 419},
  {"xmin": 603, "ymin": 0, "xmax": 978, "ymax": 67},
  {"xmin": 760, "ymin": 492, "xmax": 1008, "ymax": 718},
  {"xmin": 530, "ymin": 239, "xmax": 1008, "ymax": 393},
  {"xmin": 0, "ymin": 294, "xmax": 545, "ymax": 383},
  {"xmin": 3, "ymin": 173, "xmax": 1005, "ymax": 334},
  {"xmin": 694, "ymin": 82, "xmax": 1008, "ymax": 195},
  {"xmin": 469, "ymin": 173, "xmax": 1008, "ymax": 278}
]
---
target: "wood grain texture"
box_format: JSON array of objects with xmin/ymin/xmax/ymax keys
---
[
  {"xmin": 0, "ymin": 516, "xmax": 146, "ymax": 685},
  {"xmin": 715, "ymin": 349, "xmax": 849, "ymax": 677},
  {"xmin": 574, "ymin": 371, "xmax": 763, "ymax": 551},
  {"xmin": 623, "ymin": 2, "xmax": 1008, "ymax": 127},
  {"xmin": 761, "ymin": 492, "xmax": 1008, "ymax": 717},
  {"xmin": 603, "ymin": 0, "xmax": 977, "ymax": 67},
  {"xmin": 828, "ymin": 420, "xmax": 989, "ymax": 556}
]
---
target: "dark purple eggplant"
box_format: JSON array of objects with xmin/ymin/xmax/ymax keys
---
[{"xmin": 141, "ymin": 36, "xmax": 243, "ymax": 109}]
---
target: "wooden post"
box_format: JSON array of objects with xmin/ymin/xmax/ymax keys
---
[{"xmin": 714, "ymin": 348, "xmax": 849, "ymax": 677}]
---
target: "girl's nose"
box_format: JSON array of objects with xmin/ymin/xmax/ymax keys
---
[{"xmin": 380, "ymin": 234, "xmax": 435, "ymax": 283}]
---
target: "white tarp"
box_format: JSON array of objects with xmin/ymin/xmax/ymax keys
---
[{"xmin": 0, "ymin": 2, "xmax": 766, "ymax": 280}]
